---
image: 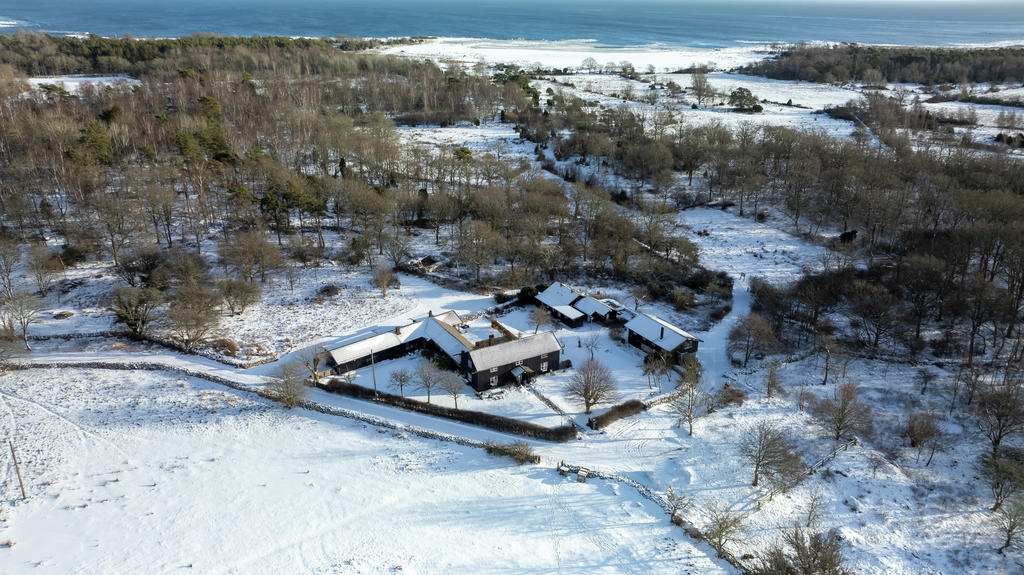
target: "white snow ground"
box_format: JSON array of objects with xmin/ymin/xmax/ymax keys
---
[{"xmin": 0, "ymin": 368, "xmax": 731, "ymax": 575}]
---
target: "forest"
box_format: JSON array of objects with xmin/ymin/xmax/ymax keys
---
[{"xmin": 740, "ymin": 43, "xmax": 1024, "ymax": 85}]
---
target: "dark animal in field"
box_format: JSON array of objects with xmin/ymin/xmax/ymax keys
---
[{"xmin": 839, "ymin": 229, "xmax": 858, "ymax": 244}]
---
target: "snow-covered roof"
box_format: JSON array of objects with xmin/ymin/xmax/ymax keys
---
[
  {"xmin": 536, "ymin": 282, "xmax": 582, "ymax": 309},
  {"xmin": 325, "ymin": 322, "xmax": 422, "ymax": 367},
  {"xmin": 572, "ymin": 295, "xmax": 613, "ymax": 318},
  {"xmin": 468, "ymin": 332, "xmax": 561, "ymax": 372},
  {"xmin": 325, "ymin": 310, "xmax": 465, "ymax": 367},
  {"xmin": 553, "ymin": 304, "xmax": 585, "ymax": 320},
  {"xmin": 423, "ymin": 316, "xmax": 474, "ymax": 358},
  {"xmin": 624, "ymin": 313, "xmax": 699, "ymax": 352}
]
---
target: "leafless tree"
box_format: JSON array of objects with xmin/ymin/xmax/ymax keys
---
[
  {"xmin": 739, "ymin": 419, "xmax": 803, "ymax": 488},
  {"xmin": 981, "ymin": 455, "xmax": 1024, "ymax": 512},
  {"xmin": 689, "ymin": 69, "xmax": 717, "ymax": 108},
  {"xmin": 28, "ymin": 245, "xmax": 62, "ymax": 296},
  {"xmin": 267, "ymin": 358, "xmax": 307, "ymax": 409},
  {"xmin": 997, "ymin": 496, "xmax": 1024, "ymax": 554},
  {"xmin": 389, "ymin": 367, "xmax": 413, "ymax": 397},
  {"xmin": 565, "ymin": 358, "xmax": 617, "ymax": 414},
  {"xmin": 415, "ymin": 359, "xmax": 442, "ymax": 403},
  {"xmin": 372, "ymin": 265, "xmax": 395, "ymax": 297},
  {"xmin": 439, "ymin": 371, "xmax": 465, "ymax": 409},
  {"xmin": 3, "ymin": 291, "xmax": 43, "ymax": 350},
  {"xmin": 670, "ymin": 359, "xmax": 707, "ymax": 436},
  {"xmin": 813, "ymin": 382, "xmax": 874, "ymax": 441},
  {"xmin": 217, "ymin": 278, "xmax": 260, "ymax": 315},
  {"xmin": 167, "ymin": 285, "xmax": 221, "ymax": 352},
  {"xmin": 109, "ymin": 286, "xmax": 163, "ymax": 339},
  {"xmin": 728, "ymin": 313, "xmax": 778, "ymax": 367},
  {"xmin": 905, "ymin": 408, "xmax": 939, "ymax": 465},
  {"xmin": 703, "ymin": 504, "xmax": 744, "ymax": 557},
  {"xmin": 530, "ymin": 306, "xmax": 553, "ymax": 334},
  {"xmin": 0, "ymin": 238, "xmax": 20, "ymax": 300},
  {"xmin": 975, "ymin": 375, "xmax": 1024, "ymax": 457}
]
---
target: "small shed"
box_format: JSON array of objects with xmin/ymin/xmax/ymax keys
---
[
  {"xmin": 624, "ymin": 312, "xmax": 700, "ymax": 363},
  {"xmin": 572, "ymin": 295, "xmax": 615, "ymax": 322},
  {"xmin": 536, "ymin": 283, "xmax": 585, "ymax": 327}
]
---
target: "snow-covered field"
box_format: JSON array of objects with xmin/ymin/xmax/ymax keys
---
[
  {"xmin": 0, "ymin": 368, "xmax": 731, "ymax": 575},
  {"xmin": 380, "ymin": 37, "xmax": 769, "ymax": 72}
]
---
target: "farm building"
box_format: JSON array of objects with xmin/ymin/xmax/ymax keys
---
[
  {"xmin": 323, "ymin": 310, "xmax": 562, "ymax": 392},
  {"xmin": 536, "ymin": 282, "xmax": 585, "ymax": 327},
  {"xmin": 572, "ymin": 295, "xmax": 615, "ymax": 322},
  {"xmin": 624, "ymin": 312, "xmax": 700, "ymax": 363}
]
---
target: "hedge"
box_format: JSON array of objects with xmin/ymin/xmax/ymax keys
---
[
  {"xmin": 588, "ymin": 399, "xmax": 647, "ymax": 430},
  {"xmin": 320, "ymin": 380, "xmax": 577, "ymax": 442}
]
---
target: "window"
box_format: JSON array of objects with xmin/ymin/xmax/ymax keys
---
[
  {"xmin": 515, "ymin": 360, "xmax": 523, "ymax": 366},
  {"xmin": 540, "ymin": 362, "xmax": 548, "ymax": 372},
  {"xmin": 490, "ymin": 367, "xmax": 498, "ymax": 373},
  {"xmin": 489, "ymin": 376, "xmax": 498, "ymax": 386}
]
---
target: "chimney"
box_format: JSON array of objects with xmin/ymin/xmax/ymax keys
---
[
  {"xmin": 489, "ymin": 334, "xmax": 495, "ymax": 345},
  {"xmin": 428, "ymin": 310, "xmax": 433, "ymax": 317},
  {"xmin": 660, "ymin": 326, "xmax": 664, "ymax": 340},
  {"xmin": 394, "ymin": 326, "xmax": 401, "ymax": 335}
]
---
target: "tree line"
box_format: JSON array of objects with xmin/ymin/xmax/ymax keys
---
[{"xmin": 740, "ymin": 43, "xmax": 1024, "ymax": 86}]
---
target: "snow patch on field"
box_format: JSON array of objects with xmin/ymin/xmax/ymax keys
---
[{"xmin": 0, "ymin": 368, "xmax": 731, "ymax": 574}]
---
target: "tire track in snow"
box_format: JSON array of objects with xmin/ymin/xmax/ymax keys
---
[{"xmin": 0, "ymin": 388, "xmax": 132, "ymax": 462}]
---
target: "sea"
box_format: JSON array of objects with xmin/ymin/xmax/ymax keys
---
[{"xmin": 1, "ymin": 0, "xmax": 1024, "ymax": 49}]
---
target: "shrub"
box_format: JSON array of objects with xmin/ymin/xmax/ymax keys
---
[
  {"xmin": 210, "ymin": 337, "xmax": 240, "ymax": 357},
  {"xmin": 589, "ymin": 399, "xmax": 646, "ymax": 430},
  {"xmin": 318, "ymin": 284, "xmax": 341, "ymax": 297},
  {"xmin": 483, "ymin": 440, "xmax": 540, "ymax": 464},
  {"xmin": 708, "ymin": 384, "xmax": 747, "ymax": 413},
  {"xmin": 517, "ymin": 285, "xmax": 539, "ymax": 302},
  {"xmin": 493, "ymin": 291, "xmax": 514, "ymax": 304}
]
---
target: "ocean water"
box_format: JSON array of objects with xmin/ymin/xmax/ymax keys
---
[{"xmin": 1, "ymin": 0, "xmax": 1023, "ymax": 48}]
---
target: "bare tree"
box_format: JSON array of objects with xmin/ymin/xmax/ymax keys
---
[
  {"xmin": 372, "ymin": 265, "xmax": 395, "ymax": 297},
  {"xmin": 28, "ymin": 245, "xmax": 62, "ymax": 296},
  {"xmin": 415, "ymin": 359, "xmax": 442, "ymax": 403},
  {"xmin": 670, "ymin": 359, "xmax": 707, "ymax": 436},
  {"xmin": 299, "ymin": 346, "xmax": 326, "ymax": 386},
  {"xmin": 728, "ymin": 313, "xmax": 778, "ymax": 367},
  {"xmin": 753, "ymin": 526, "xmax": 852, "ymax": 575},
  {"xmin": 4, "ymin": 291, "xmax": 43, "ymax": 350},
  {"xmin": 997, "ymin": 496, "xmax": 1024, "ymax": 554},
  {"xmin": 530, "ymin": 306, "xmax": 553, "ymax": 334},
  {"xmin": 975, "ymin": 376, "xmax": 1024, "ymax": 457},
  {"xmin": 217, "ymin": 278, "xmax": 260, "ymax": 315},
  {"xmin": 813, "ymin": 382, "xmax": 874, "ymax": 441},
  {"xmin": 689, "ymin": 69, "xmax": 717, "ymax": 108},
  {"xmin": 565, "ymin": 358, "xmax": 617, "ymax": 414},
  {"xmin": 703, "ymin": 504, "xmax": 744, "ymax": 556},
  {"xmin": 0, "ymin": 238, "xmax": 20, "ymax": 300},
  {"xmin": 267, "ymin": 359, "xmax": 307, "ymax": 409},
  {"xmin": 583, "ymin": 334, "xmax": 600, "ymax": 359},
  {"xmin": 389, "ymin": 367, "xmax": 413, "ymax": 397},
  {"xmin": 439, "ymin": 371, "xmax": 465, "ymax": 409},
  {"xmin": 167, "ymin": 285, "xmax": 221, "ymax": 352},
  {"xmin": 905, "ymin": 408, "xmax": 939, "ymax": 465},
  {"xmin": 109, "ymin": 286, "xmax": 163, "ymax": 339},
  {"xmin": 982, "ymin": 455, "xmax": 1024, "ymax": 512},
  {"xmin": 382, "ymin": 232, "xmax": 411, "ymax": 267},
  {"xmin": 665, "ymin": 486, "xmax": 693, "ymax": 521},
  {"xmin": 739, "ymin": 419, "xmax": 803, "ymax": 488}
]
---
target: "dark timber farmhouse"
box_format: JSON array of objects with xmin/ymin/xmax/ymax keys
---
[
  {"xmin": 536, "ymin": 282, "xmax": 617, "ymax": 326},
  {"xmin": 323, "ymin": 310, "xmax": 562, "ymax": 392},
  {"xmin": 624, "ymin": 312, "xmax": 700, "ymax": 364}
]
